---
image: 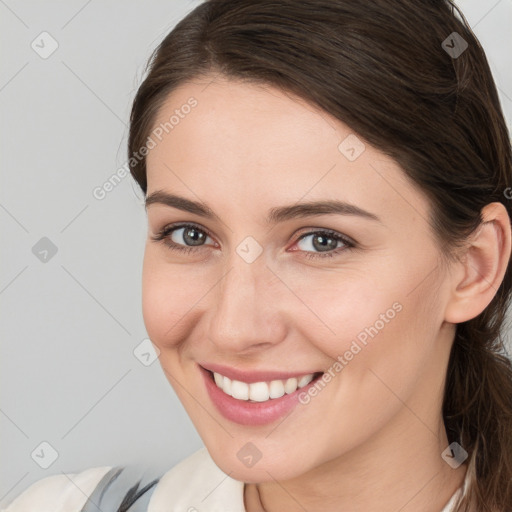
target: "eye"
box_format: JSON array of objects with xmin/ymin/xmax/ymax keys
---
[
  {"xmin": 151, "ymin": 223, "xmax": 216, "ymax": 254},
  {"xmin": 293, "ymin": 229, "xmax": 355, "ymax": 259},
  {"xmin": 151, "ymin": 223, "xmax": 355, "ymax": 260}
]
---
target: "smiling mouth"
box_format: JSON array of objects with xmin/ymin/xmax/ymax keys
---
[{"xmin": 205, "ymin": 369, "xmax": 324, "ymax": 403}]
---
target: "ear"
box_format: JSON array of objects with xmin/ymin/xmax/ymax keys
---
[{"xmin": 444, "ymin": 202, "xmax": 512, "ymax": 324}]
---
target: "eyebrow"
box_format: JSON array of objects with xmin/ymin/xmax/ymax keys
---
[{"xmin": 145, "ymin": 190, "xmax": 382, "ymax": 224}]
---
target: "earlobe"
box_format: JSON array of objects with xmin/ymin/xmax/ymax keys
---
[{"xmin": 444, "ymin": 202, "xmax": 512, "ymax": 324}]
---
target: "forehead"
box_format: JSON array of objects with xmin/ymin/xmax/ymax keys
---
[
  {"xmin": 145, "ymin": 76, "xmax": 431, "ymax": 226},
  {"xmin": 148, "ymin": 75, "xmax": 340, "ymax": 163}
]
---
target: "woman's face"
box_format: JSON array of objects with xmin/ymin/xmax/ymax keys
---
[{"xmin": 142, "ymin": 75, "xmax": 456, "ymax": 482}]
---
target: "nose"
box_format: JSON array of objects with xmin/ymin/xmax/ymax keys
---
[{"xmin": 206, "ymin": 253, "xmax": 287, "ymax": 354}]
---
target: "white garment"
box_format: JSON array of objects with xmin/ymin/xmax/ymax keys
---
[{"xmin": 2, "ymin": 447, "xmax": 467, "ymax": 512}]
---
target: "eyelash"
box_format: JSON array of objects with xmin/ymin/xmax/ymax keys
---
[{"xmin": 151, "ymin": 222, "xmax": 355, "ymax": 260}]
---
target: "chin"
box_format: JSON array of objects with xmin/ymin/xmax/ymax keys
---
[{"xmin": 204, "ymin": 441, "xmax": 314, "ymax": 483}]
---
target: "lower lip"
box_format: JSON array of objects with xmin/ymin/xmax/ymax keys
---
[{"xmin": 199, "ymin": 365, "xmax": 322, "ymax": 426}]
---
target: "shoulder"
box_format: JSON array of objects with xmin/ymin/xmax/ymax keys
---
[
  {"xmin": 1, "ymin": 465, "xmax": 113, "ymax": 512},
  {"xmin": 148, "ymin": 447, "xmax": 245, "ymax": 512}
]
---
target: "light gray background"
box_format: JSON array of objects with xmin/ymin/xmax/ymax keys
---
[{"xmin": 1, "ymin": 0, "xmax": 511, "ymax": 507}]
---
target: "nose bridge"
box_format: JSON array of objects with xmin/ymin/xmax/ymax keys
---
[{"xmin": 207, "ymin": 249, "xmax": 285, "ymax": 350}]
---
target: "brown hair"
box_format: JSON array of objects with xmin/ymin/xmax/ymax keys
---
[{"xmin": 128, "ymin": 1, "xmax": 512, "ymax": 510}]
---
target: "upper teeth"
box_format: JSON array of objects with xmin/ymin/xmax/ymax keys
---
[{"xmin": 213, "ymin": 372, "xmax": 315, "ymax": 402}]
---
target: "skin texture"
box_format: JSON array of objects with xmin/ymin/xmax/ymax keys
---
[{"xmin": 142, "ymin": 75, "xmax": 511, "ymax": 511}]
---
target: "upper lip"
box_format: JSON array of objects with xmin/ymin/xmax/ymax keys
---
[{"xmin": 199, "ymin": 362, "xmax": 322, "ymax": 384}]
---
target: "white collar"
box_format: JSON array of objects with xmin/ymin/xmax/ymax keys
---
[{"xmin": 148, "ymin": 447, "xmax": 245, "ymax": 511}]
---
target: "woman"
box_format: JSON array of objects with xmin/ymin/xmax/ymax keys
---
[{"xmin": 4, "ymin": 0, "xmax": 512, "ymax": 510}]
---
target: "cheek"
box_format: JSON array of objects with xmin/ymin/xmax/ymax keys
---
[
  {"xmin": 290, "ymin": 273, "xmax": 404, "ymax": 357},
  {"xmin": 292, "ymin": 279, "xmax": 441, "ymax": 450},
  {"xmin": 141, "ymin": 249, "xmax": 203, "ymax": 348},
  {"xmin": 296, "ymin": 268, "xmax": 438, "ymax": 378}
]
